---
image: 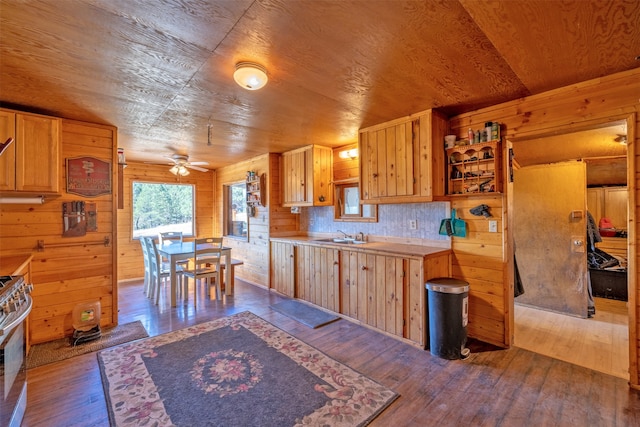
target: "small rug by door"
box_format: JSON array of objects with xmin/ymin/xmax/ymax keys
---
[
  {"xmin": 270, "ymin": 299, "xmax": 340, "ymax": 328},
  {"xmin": 98, "ymin": 311, "xmax": 398, "ymax": 427},
  {"xmin": 27, "ymin": 320, "xmax": 148, "ymax": 369}
]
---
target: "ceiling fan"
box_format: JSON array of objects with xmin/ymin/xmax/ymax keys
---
[{"xmin": 166, "ymin": 154, "xmax": 209, "ymax": 176}]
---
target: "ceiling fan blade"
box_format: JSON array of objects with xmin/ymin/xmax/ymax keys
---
[
  {"xmin": 166, "ymin": 157, "xmax": 179, "ymax": 163},
  {"xmin": 188, "ymin": 161, "xmax": 209, "ymax": 166},
  {"xmin": 186, "ymin": 164, "xmax": 209, "ymax": 172}
]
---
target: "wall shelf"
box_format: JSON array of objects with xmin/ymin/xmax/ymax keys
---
[
  {"xmin": 446, "ymin": 140, "xmax": 501, "ymax": 195},
  {"xmin": 246, "ymin": 172, "xmax": 265, "ymax": 210}
]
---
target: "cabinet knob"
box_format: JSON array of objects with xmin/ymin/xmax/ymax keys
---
[
  {"xmin": 361, "ymin": 265, "xmax": 368, "ymax": 271},
  {"xmin": 372, "ymin": 173, "xmax": 378, "ymax": 178}
]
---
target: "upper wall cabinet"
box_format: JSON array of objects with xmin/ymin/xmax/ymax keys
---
[
  {"xmin": 359, "ymin": 109, "xmax": 447, "ymax": 204},
  {"xmin": 281, "ymin": 145, "xmax": 333, "ymax": 207},
  {"xmin": 0, "ymin": 109, "xmax": 60, "ymax": 194}
]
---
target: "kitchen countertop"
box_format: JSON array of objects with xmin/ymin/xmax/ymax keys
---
[
  {"xmin": 0, "ymin": 253, "xmax": 33, "ymax": 276},
  {"xmin": 270, "ymin": 235, "xmax": 450, "ymax": 258}
]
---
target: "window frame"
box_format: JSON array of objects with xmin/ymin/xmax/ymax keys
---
[{"xmin": 334, "ymin": 182, "xmax": 377, "ymax": 222}]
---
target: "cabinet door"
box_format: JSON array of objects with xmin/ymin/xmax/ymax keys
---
[
  {"xmin": 405, "ymin": 258, "xmax": 426, "ymax": 346},
  {"xmin": 16, "ymin": 113, "xmax": 60, "ymax": 192},
  {"xmin": 340, "ymin": 249, "xmax": 362, "ymax": 320},
  {"xmin": 297, "ymin": 245, "xmax": 339, "ymax": 311},
  {"xmin": 309, "ymin": 146, "xmax": 333, "ymax": 206},
  {"xmin": 282, "ymin": 149, "xmax": 307, "ymax": 205},
  {"xmin": 359, "ymin": 130, "xmax": 377, "ymax": 200},
  {"xmin": 374, "ymin": 255, "xmax": 405, "ymax": 338},
  {"xmin": 361, "ymin": 122, "xmax": 414, "ymax": 201},
  {"xmin": 604, "ymin": 186, "xmax": 627, "ymax": 230},
  {"xmin": 0, "ymin": 110, "xmax": 16, "ymax": 190},
  {"xmin": 270, "ymin": 241, "xmax": 295, "ymax": 297}
]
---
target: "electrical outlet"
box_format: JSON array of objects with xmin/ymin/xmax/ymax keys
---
[
  {"xmin": 409, "ymin": 220, "xmax": 417, "ymax": 230},
  {"xmin": 489, "ymin": 220, "xmax": 498, "ymax": 232}
]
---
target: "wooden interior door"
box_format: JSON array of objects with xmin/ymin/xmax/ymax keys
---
[{"xmin": 513, "ymin": 161, "xmax": 589, "ymax": 317}]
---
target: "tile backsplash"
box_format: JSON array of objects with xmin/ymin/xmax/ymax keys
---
[{"xmin": 301, "ymin": 202, "xmax": 451, "ymax": 241}]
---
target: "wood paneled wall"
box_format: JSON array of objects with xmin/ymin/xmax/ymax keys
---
[
  {"xmin": 0, "ymin": 118, "xmax": 118, "ymax": 344},
  {"xmin": 116, "ymin": 161, "xmax": 214, "ymax": 281},
  {"xmin": 448, "ymin": 68, "xmax": 639, "ymax": 387},
  {"xmin": 214, "ymin": 153, "xmax": 298, "ymax": 288}
]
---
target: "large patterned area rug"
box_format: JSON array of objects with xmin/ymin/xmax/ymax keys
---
[{"xmin": 98, "ymin": 311, "xmax": 398, "ymax": 426}]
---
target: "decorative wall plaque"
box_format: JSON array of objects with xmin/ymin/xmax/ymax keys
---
[{"xmin": 66, "ymin": 156, "xmax": 111, "ymax": 197}]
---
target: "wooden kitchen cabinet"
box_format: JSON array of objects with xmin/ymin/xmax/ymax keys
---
[
  {"xmin": 270, "ymin": 241, "xmax": 296, "ymax": 297},
  {"xmin": 0, "ymin": 109, "xmax": 60, "ymax": 193},
  {"xmin": 296, "ymin": 244, "xmax": 340, "ymax": 312},
  {"xmin": 359, "ymin": 109, "xmax": 447, "ymax": 204},
  {"xmin": 281, "ymin": 145, "xmax": 333, "ymax": 207},
  {"xmin": 340, "ymin": 250, "xmax": 405, "ymax": 338},
  {"xmin": 270, "ymin": 238, "xmax": 450, "ymax": 347}
]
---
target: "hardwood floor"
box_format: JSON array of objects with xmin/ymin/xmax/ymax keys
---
[
  {"xmin": 23, "ymin": 280, "xmax": 639, "ymax": 426},
  {"xmin": 514, "ymin": 298, "xmax": 629, "ymax": 379}
]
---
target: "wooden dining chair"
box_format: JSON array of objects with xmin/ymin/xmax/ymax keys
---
[
  {"xmin": 159, "ymin": 231, "xmax": 190, "ymax": 269},
  {"xmin": 139, "ymin": 237, "xmax": 152, "ymax": 298},
  {"xmin": 159, "ymin": 231, "xmax": 183, "ymax": 246},
  {"xmin": 182, "ymin": 237, "xmax": 223, "ymax": 303},
  {"xmin": 146, "ymin": 236, "xmax": 184, "ymax": 305}
]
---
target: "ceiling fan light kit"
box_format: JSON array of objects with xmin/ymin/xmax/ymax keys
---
[
  {"xmin": 170, "ymin": 164, "xmax": 190, "ymax": 176},
  {"xmin": 233, "ymin": 62, "xmax": 268, "ymax": 90}
]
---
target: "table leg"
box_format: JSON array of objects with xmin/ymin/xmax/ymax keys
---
[
  {"xmin": 225, "ymin": 252, "xmax": 232, "ymax": 296},
  {"xmin": 170, "ymin": 256, "xmax": 177, "ymax": 307}
]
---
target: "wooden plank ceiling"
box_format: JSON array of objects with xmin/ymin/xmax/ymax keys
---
[{"xmin": 1, "ymin": 0, "xmax": 638, "ymax": 171}]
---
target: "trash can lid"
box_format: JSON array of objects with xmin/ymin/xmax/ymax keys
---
[{"xmin": 426, "ymin": 277, "xmax": 469, "ymax": 294}]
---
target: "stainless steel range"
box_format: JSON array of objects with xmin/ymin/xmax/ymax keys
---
[{"xmin": 0, "ymin": 275, "xmax": 33, "ymax": 427}]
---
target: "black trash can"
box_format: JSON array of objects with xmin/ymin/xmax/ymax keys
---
[{"xmin": 426, "ymin": 278, "xmax": 470, "ymax": 360}]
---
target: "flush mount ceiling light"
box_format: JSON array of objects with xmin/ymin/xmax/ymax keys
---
[{"xmin": 233, "ymin": 62, "xmax": 268, "ymax": 90}]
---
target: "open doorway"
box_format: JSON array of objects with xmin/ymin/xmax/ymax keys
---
[{"xmin": 508, "ymin": 120, "xmax": 630, "ymax": 379}]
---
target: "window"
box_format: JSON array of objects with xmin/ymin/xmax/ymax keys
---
[
  {"xmin": 334, "ymin": 183, "xmax": 377, "ymax": 222},
  {"xmin": 132, "ymin": 182, "xmax": 194, "ymax": 238},
  {"xmin": 224, "ymin": 182, "xmax": 247, "ymax": 239}
]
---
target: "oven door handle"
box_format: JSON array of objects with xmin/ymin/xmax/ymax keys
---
[{"xmin": 0, "ymin": 294, "xmax": 32, "ymax": 336}]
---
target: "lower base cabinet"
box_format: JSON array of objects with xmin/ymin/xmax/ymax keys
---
[
  {"xmin": 270, "ymin": 240, "xmax": 450, "ymax": 347},
  {"xmin": 296, "ymin": 244, "xmax": 340, "ymax": 312},
  {"xmin": 270, "ymin": 241, "xmax": 295, "ymax": 297}
]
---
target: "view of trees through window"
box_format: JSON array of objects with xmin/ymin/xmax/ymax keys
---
[{"xmin": 132, "ymin": 182, "xmax": 194, "ymax": 238}]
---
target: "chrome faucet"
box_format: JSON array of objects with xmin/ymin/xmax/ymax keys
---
[
  {"xmin": 337, "ymin": 229, "xmax": 351, "ymax": 239},
  {"xmin": 357, "ymin": 232, "xmax": 365, "ymax": 242}
]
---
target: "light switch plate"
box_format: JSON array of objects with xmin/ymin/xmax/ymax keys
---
[{"xmin": 489, "ymin": 220, "xmax": 498, "ymax": 232}]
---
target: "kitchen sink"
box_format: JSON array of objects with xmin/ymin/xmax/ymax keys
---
[{"xmin": 312, "ymin": 238, "xmax": 367, "ymax": 245}]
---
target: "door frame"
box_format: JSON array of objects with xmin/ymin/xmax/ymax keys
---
[{"xmin": 505, "ymin": 112, "xmax": 637, "ymax": 385}]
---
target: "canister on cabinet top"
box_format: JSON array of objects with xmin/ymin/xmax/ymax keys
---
[{"xmin": 491, "ymin": 122, "xmax": 500, "ymax": 141}]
